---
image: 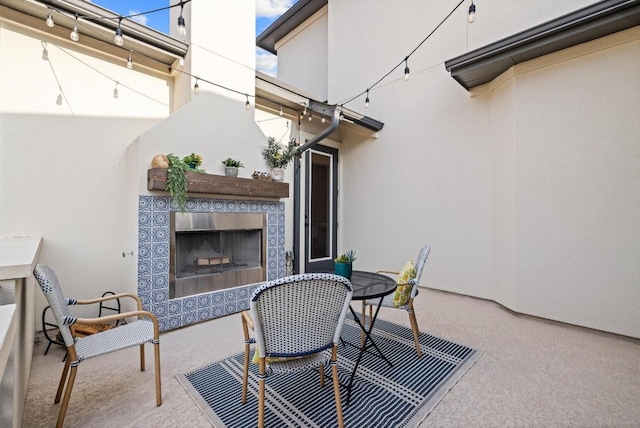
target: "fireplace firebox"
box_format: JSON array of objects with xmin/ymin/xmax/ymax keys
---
[{"xmin": 170, "ymin": 212, "xmax": 266, "ymax": 298}]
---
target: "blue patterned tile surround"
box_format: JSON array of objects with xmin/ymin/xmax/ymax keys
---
[{"xmin": 138, "ymin": 195, "xmax": 285, "ymax": 331}]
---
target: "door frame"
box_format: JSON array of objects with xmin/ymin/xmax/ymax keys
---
[{"xmin": 304, "ymin": 145, "xmax": 338, "ymax": 273}]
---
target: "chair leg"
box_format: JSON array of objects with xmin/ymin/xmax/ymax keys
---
[
  {"xmin": 242, "ymin": 341, "xmax": 250, "ymax": 404},
  {"xmin": 55, "ymin": 364, "xmax": 78, "ymax": 428},
  {"xmin": 140, "ymin": 343, "xmax": 146, "ymax": 371},
  {"xmin": 407, "ymin": 299, "xmax": 422, "ymax": 357},
  {"xmin": 154, "ymin": 341, "xmax": 162, "ymax": 406},
  {"xmin": 241, "ymin": 312, "xmax": 251, "ymax": 404},
  {"xmin": 319, "ymin": 363, "xmax": 325, "ymax": 387},
  {"xmin": 54, "ymin": 356, "xmax": 71, "ymax": 403},
  {"xmin": 330, "ymin": 346, "xmax": 345, "ymax": 428},
  {"xmin": 258, "ymin": 358, "xmax": 266, "ymax": 428},
  {"xmin": 360, "ymin": 302, "xmax": 367, "ymax": 347}
]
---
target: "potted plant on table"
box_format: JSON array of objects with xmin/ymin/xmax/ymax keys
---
[
  {"xmin": 334, "ymin": 250, "xmax": 357, "ymax": 280},
  {"xmin": 221, "ymin": 157, "xmax": 244, "ymax": 177},
  {"xmin": 262, "ymin": 137, "xmax": 299, "ymax": 182}
]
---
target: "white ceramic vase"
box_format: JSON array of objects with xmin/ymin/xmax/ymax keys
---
[{"xmin": 271, "ymin": 167, "xmax": 284, "ymax": 182}]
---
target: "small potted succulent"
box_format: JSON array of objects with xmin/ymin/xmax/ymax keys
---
[
  {"xmin": 334, "ymin": 250, "xmax": 357, "ymax": 279},
  {"xmin": 221, "ymin": 157, "xmax": 244, "ymax": 177}
]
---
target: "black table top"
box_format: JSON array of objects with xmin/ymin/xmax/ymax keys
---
[{"xmin": 345, "ymin": 271, "xmax": 396, "ymax": 300}]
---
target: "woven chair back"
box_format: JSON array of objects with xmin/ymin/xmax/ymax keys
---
[
  {"xmin": 410, "ymin": 245, "xmax": 432, "ymax": 298},
  {"xmin": 33, "ymin": 264, "xmax": 76, "ymax": 347},
  {"xmin": 250, "ymin": 273, "xmax": 352, "ymax": 358}
]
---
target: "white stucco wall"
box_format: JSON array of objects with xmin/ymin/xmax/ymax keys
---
[
  {"xmin": 0, "ymin": 114, "xmax": 161, "ymax": 320},
  {"xmin": 275, "ymin": 6, "xmax": 328, "ymax": 100},
  {"xmin": 276, "ymin": 0, "xmax": 639, "ymax": 337}
]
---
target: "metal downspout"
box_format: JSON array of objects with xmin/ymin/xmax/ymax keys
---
[{"xmin": 292, "ymin": 107, "xmax": 340, "ymax": 274}]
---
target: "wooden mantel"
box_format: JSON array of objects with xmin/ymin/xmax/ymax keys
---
[{"xmin": 147, "ymin": 168, "xmax": 289, "ymax": 199}]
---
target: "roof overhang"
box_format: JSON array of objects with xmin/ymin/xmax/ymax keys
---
[
  {"xmin": 255, "ymin": 71, "xmax": 384, "ymax": 137},
  {"xmin": 445, "ymin": 0, "xmax": 640, "ymax": 90},
  {"xmin": 256, "ymin": 0, "xmax": 328, "ymax": 54},
  {"xmin": 0, "ymin": 0, "xmax": 188, "ymax": 76}
]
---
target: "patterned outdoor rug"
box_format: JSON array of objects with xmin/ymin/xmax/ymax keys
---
[{"xmin": 177, "ymin": 316, "xmax": 483, "ymax": 427}]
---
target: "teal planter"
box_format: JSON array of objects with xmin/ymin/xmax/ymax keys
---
[{"xmin": 334, "ymin": 262, "xmax": 352, "ymax": 279}]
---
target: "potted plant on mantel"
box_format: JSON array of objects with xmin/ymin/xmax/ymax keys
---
[
  {"xmin": 221, "ymin": 157, "xmax": 244, "ymax": 177},
  {"xmin": 334, "ymin": 250, "xmax": 357, "ymax": 280},
  {"xmin": 262, "ymin": 137, "xmax": 299, "ymax": 182},
  {"xmin": 164, "ymin": 153, "xmax": 205, "ymax": 212}
]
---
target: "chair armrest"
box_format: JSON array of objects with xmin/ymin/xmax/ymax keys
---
[
  {"xmin": 241, "ymin": 311, "xmax": 254, "ymax": 331},
  {"xmin": 73, "ymin": 293, "xmax": 143, "ymax": 310},
  {"xmin": 75, "ymin": 310, "xmax": 159, "ymax": 337},
  {"xmin": 376, "ymin": 270, "xmax": 399, "ymax": 278}
]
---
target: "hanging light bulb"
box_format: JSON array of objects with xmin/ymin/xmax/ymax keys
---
[
  {"xmin": 113, "ymin": 82, "xmax": 119, "ymax": 99},
  {"xmin": 56, "ymin": 93, "xmax": 62, "ymax": 106},
  {"xmin": 70, "ymin": 15, "xmax": 79, "ymax": 42},
  {"xmin": 321, "ymin": 109, "xmax": 326, "ymax": 123},
  {"xmin": 193, "ymin": 78, "xmax": 199, "ymax": 94},
  {"xmin": 41, "ymin": 42, "xmax": 49, "ymax": 61},
  {"xmin": 279, "ymin": 104, "xmax": 283, "ymax": 116},
  {"xmin": 404, "ymin": 57, "xmax": 410, "ymax": 81},
  {"xmin": 365, "ymin": 89, "xmax": 370, "ymax": 108},
  {"xmin": 126, "ymin": 52, "xmax": 133, "ymax": 69},
  {"xmin": 114, "ymin": 17, "xmax": 124, "ymax": 46},
  {"xmin": 308, "ymin": 111, "xmax": 312, "ymax": 121},
  {"xmin": 179, "ymin": 57, "xmax": 185, "ymax": 67},
  {"xmin": 245, "ymin": 94, "xmax": 250, "ymax": 110},
  {"xmin": 468, "ymin": 1, "xmax": 476, "ymax": 23},
  {"xmin": 178, "ymin": 3, "xmax": 187, "ymax": 36},
  {"xmin": 45, "ymin": 10, "xmax": 54, "ymax": 28},
  {"xmin": 303, "ymin": 106, "xmax": 307, "ymax": 116}
]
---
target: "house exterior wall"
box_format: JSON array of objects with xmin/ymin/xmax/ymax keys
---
[
  {"xmin": 275, "ymin": 0, "xmax": 640, "ymax": 337},
  {"xmin": 275, "ymin": 6, "xmax": 328, "ymax": 100}
]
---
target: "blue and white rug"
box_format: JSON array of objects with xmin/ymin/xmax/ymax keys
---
[{"xmin": 177, "ymin": 317, "xmax": 483, "ymax": 427}]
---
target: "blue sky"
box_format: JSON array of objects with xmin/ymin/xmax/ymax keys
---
[{"xmin": 92, "ymin": 0, "xmax": 297, "ymax": 75}]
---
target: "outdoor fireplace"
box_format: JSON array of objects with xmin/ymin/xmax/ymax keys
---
[{"xmin": 170, "ymin": 212, "xmax": 266, "ymax": 298}]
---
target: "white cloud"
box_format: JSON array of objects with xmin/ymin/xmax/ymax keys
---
[
  {"xmin": 256, "ymin": 48, "xmax": 278, "ymax": 76},
  {"xmin": 128, "ymin": 10, "xmax": 148, "ymax": 26},
  {"xmin": 256, "ymin": 0, "xmax": 295, "ymax": 19}
]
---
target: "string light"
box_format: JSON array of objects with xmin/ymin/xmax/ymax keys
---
[
  {"xmin": 70, "ymin": 15, "xmax": 79, "ymax": 42},
  {"xmin": 339, "ymin": 0, "xmax": 469, "ymax": 108},
  {"xmin": 113, "ymin": 82, "xmax": 119, "ymax": 98},
  {"xmin": 45, "ymin": 10, "xmax": 54, "ymax": 28},
  {"xmin": 245, "ymin": 94, "xmax": 250, "ymax": 110},
  {"xmin": 126, "ymin": 51, "xmax": 133, "ymax": 69},
  {"xmin": 404, "ymin": 57, "xmax": 410, "ymax": 81},
  {"xmin": 56, "ymin": 92, "xmax": 62, "ymax": 106},
  {"xmin": 41, "ymin": 42, "xmax": 49, "ymax": 61},
  {"xmin": 178, "ymin": 2, "xmax": 187, "ymax": 36},
  {"xmin": 468, "ymin": 1, "xmax": 476, "ymax": 23},
  {"xmin": 279, "ymin": 104, "xmax": 283, "ymax": 116},
  {"xmin": 193, "ymin": 78, "xmax": 199, "ymax": 94},
  {"xmin": 308, "ymin": 111, "xmax": 312, "ymax": 121},
  {"xmin": 114, "ymin": 16, "xmax": 124, "ymax": 46},
  {"xmin": 365, "ymin": 89, "xmax": 370, "ymax": 108},
  {"xmin": 321, "ymin": 110, "xmax": 326, "ymax": 123}
]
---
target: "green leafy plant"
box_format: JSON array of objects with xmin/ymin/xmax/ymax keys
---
[
  {"xmin": 335, "ymin": 250, "xmax": 357, "ymax": 264},
  {"xmin": 183, "ymin": 153, "xmax": 203, "ymax": 169},
  {"xmin": 166, "ymin": 153, "xmax": 205, "ymax": 212},
  {"xmin": 221, "ymin": 157, "xmax": 244, "ymax": 168},
  {"xmin": 262, "ymin": 137, "xmax": 299, "ymax": 169}
]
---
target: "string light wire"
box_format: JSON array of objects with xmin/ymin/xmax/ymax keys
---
[{"xmin": 339, "ymin": 0, "xmax": 466, "ymax": 107}]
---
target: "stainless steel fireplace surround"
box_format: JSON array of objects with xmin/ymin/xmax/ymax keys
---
[{"xmin": 170, "ymin": 212, "xmax": 266, "ymax": 298}]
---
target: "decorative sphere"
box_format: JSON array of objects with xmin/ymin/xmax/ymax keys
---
[{"xmin": 151, "ymin": 154, "xmax": 169, "ymax": 168}]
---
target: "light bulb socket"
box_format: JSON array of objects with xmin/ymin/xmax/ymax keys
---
[
  {"xmin": 193, "ymin": 81, "xmax": 199, "ymax": 94},
  {"xmin": 126, "ymin": 54, "xmax": 133, "ymax": 70},
  {"xmin": 115, "ymin": 27, "xmax": 124, "ymax": 46},
  {"xmin": 468, "ymin": 3, "xmax": 476, "ymax": 23}
]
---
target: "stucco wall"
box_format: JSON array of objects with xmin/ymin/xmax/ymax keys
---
[
  {"xmin": 277, "ymin": 0, "xmax": 639, "ymax": 337},
  {"xmin": 0, "ymin": 114, "xmax": 161, "ymax": 320}
]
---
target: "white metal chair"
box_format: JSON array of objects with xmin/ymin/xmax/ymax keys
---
[
  {"xmin": 362, "ymin": 245, "xmax": 431, "ymax": 357},
  {"xmin": 33, "ymin": 264, "xmax": 162, "ymax": 428},
  {"xmin": 241, "ymin": 273, "xmax": 353, "ymax": 428}
]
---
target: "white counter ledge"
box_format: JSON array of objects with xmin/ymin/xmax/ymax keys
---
[{"xmin": 0, "ymin": 236, "xmax": 42, "ymax": 428}]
